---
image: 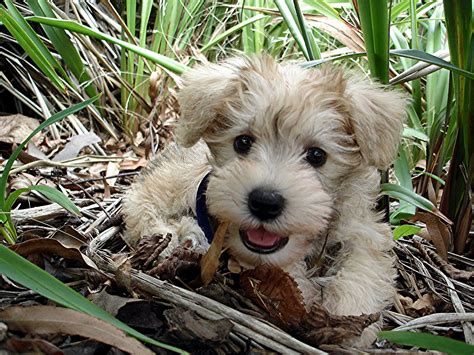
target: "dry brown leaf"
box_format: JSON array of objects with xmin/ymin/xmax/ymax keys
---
[
  {"xmin": 119, "ymin": 157, "xmax": 148, "ymax": 171},
  {"xmin": 88, "ymin": 289, "xmax": 141, "ymax": 316},
  {"xmin": 52, "ymin": 132, "xmax": 101, "ymax": 162},
  {"xmin": 10, "ymin": 238, "xmax": 96, "ymax": 269},
  {"xmin": 51, "ymin": 225, "xmax": 89, "ymax": 249},
  {"xmin": 0, "ymin": 114, "xmax": 40, "ymax": 144},
  {"xmin": 200, "ymin": 222, "xmax": 229, "ymax": 285},
  {"xmin": 415, "ymin": 212, "xmax": 452, "ymax": 260},
  {"xmin": 240, "ymin": 264, "xmax": 306, "ymax": 328},
  {"xmin": 4, "ymin": 338, "xmax": 63, "ymax": 355},
  {"xmin": 406, "ymin": 293, "xmax": 439, "ymax": 317},
  {"xmin": 131, "ymin": 233, "xmax": 172, "ymax": 270},
  {"xmin": 0, "ymin": 306, "xmax": 153, "ymax": 355},
  {"xmin": 240, "ymin": 265, "xmax": 379, "ymax": 345},
  {"xmin": 307, "ymin": 16, "xmax": 365, "ymax": 53},
  {"xmin": 301, "ymin": 308, "xmax": 380, "ymax": 345},
  {"xmin": 9, "ymin": 173, "xmax": 56, "ymax": 191},
  {"xmin": 453, "ymin": 189, "xmax": 472, "ymax": 254}
]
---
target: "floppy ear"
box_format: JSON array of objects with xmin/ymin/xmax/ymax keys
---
[
  {"xmin": 175, "ymin": 58, "xmax": 246, "ymax": 147},
  {"xmin": 345, "ymin": 75, "xmax": 408, "ymax": 169}
]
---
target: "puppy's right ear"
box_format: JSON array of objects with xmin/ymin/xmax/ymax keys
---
[{"xmin": 175, "ymin": 58, "xmax": 244, "ymax": 147}]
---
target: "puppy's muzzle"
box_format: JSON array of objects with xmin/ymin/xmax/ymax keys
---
[{"xmin": 247, "ymin": 188, "xmax": 285, "ymax": 221}]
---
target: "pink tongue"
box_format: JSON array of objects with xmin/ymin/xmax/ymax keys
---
[{"xmin": 246, "ymin": 227, "xmax": 281, "ymax": 248}]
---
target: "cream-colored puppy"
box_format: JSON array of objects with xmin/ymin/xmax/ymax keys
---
[{"xmin": 123, "ymin": 55, "xmax": 407, "ymax": 346}]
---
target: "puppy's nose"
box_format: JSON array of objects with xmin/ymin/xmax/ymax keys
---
[{"xmin": 248, "ymin": 188, "xmax": 285, "ymax": 221}]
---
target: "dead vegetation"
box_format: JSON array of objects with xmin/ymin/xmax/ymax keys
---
[{"xmin": 0, "ymin": 113, "xmax": 472, "ymax": 353}]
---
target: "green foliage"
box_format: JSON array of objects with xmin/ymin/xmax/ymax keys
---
[
  {"xmin": 0, "ymin": 244, "xmax": 186, "ymax": 354},
  {"xmin": 0, "ymin": 0, "xmax": 473, "ymax": 349},
  {"xmin": 379, "ymin": 331, "xmax": 474, "ymax": 354}
]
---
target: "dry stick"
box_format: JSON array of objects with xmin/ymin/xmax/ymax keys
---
[
  {"xmin": 428, "ymin": 265, "xmax": 474, "ymax": 344},
  {"xmin": 132, "ymin": 271, "xmax": 326, "ymax": 355},
  {"xmin": 91, "ymin": 255, "xmax": 325, "ymax": 354},
  {"xmin": 394, "ymin": 313, "xmax": 474, "ymax": 332}
]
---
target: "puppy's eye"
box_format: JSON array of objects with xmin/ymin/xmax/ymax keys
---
[
  {"xmin": 306, "ymin": 147, "xmax": 327, "ymax": 167},
  {"xmin": 234, "ymin": 135, "xmax": 254, "ymax": 154}
]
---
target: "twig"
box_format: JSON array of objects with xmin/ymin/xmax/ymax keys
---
[
  {"xmin": 394, "ymin": 313, "xmax": 474, "ymax": 332},
  {"xmin": 90, "ymin": 254, "xmax": 325, "ymax": 354}
]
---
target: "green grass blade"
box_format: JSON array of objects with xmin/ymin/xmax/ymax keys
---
[
  {"xmin": 303, "ymin": 0, "xmax": 340, "ymax": 21},
  {"xmin": 391, "ymin": 49, "xmax": 474, "ymax": 79},
  {"xmin": 293, "ymin": 0, "xmax": 320, "ymax": 60},
  {"xmin": 26, "ymin": 0, "xmax": 97, "ymax": 98},
  {"xmin": 393, "ymin": 225, "xmax": 422, "ymax": 240},
  {"xmin": 378, "ymin": 331, "xmax": 474, "ymax": 355},
  {"xmin": 357, "ymin": 0, "xmax": 389, "ymax": 83},
  {"xmin": 28, "ymin": 16, "xmax": 189, "ymax": 74},
  {"xmin": 201, "ymin": 14, "xmax": 266, "ymax": 52},
  {"xmin": 6, "ymin": 185, "xmax": 80, "ymax": 215},
  {"xmin": 274, "ymin": 0, "xmax": 310, "ymax": 59},
  {"xmin": 381, "ymin": 183, "xmax": 435, "ymax": 212},
  {"xmin": 0, "ymin": 245, "xmax": 187, "ymax": 354},
  {"xmin": 0, "ymin": 4, "xmax": 65, "ymax": 90},
  {"xmin": 0, "ymin": 95, "xmax": 100, "ymax": 208}
]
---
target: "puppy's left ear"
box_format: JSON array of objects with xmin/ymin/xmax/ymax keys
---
[{"xmin": 345, "ymin": 75, "xmax": 408, "ymax": 169}]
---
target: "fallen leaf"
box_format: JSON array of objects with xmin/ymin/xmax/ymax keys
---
[
  {"xmin": 301, "ymin": 307, "xmax": 379, "ymax": 345},
  {"xmin": 164, "ymin": 307, "xmax": 233, "ymax": 344},
  {"xmin": 240, "ymin": 265, "xmax": 379, "ymax": 345},
  {"xmin": 52, "ymin": 132, "xmax": 101, "ymax": 162},
  {"xmin": 406, "ymin": 293, "xmax": 439, "ymax": 317},
  {"xmin": 89, "ymin": 289, "xmax": 141, "ymax": 316},
  {"xmin": 0, "ymin": 114, "xmax": 40, "ymax": 144},
  {"xmin": 51, "ymin": 225, "xmax": 89, "ymax": 249},
  {"xmin": 200, "ymin": 222, "xmax": 229, "ymax": 285},
  {"xmin": 119, "ymin": 157, "xmax": 148, "ymax": 171},
  {"xmin": 10, "ymin": 238, "xmax": 97, "ymax": 269},
  {"xmin": 240, "ymin": 264, "xmax": 307, "ymax": 328},
  {"xmin": 105, "ymin": 161, "xmax": 120, "ymax": 187},
  {"xmin": 131, "ymin": 233, "xmax": 171, "ymax": 270},
  {"xmin": 4, "ymin": 338, "xmax": 63, "ymax": 355},
  {"xmin": 415, "ymin": 212, "xmax": 452, "ymax": 260},
  {"xmin": 0, "ymin": 306, "xmax": 153, "ymax": 355}
]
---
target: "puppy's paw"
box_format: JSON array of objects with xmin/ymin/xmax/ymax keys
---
[
  {"xmin": 340, "ymin": 318, "xmax": 381, "ymax": 348},
  {"xmin": 175, "ymin": 216, "xmax": 210, "ymax": 253}
]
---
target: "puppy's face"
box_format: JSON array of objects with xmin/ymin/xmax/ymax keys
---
[{"xmin": 177, "ymin": 56, "xmax": 406, "ymax": 269}]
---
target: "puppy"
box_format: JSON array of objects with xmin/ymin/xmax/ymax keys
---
[{"xmin": 123, "ymin": 55, "xmax": 407, "ymax": 346}]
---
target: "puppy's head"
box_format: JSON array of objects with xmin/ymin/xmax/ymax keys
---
[{"xmin": 177, "ymin": 55, "xmax": 407, "ymax": 269}]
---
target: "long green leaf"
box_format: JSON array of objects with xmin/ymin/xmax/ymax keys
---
[
  {"xmin": 28, "ymin": 16, "xmax": 189, "ymax": 74},
  {"xmin": 378, "ymin": 331, "xmax": 474, "ymax": 355},
  {"xmin": 0, "ymin": 4, "xmax": 65, "ymax": 90},
  {"xmin": 302, "ymin": 49, "xmax": 474, "ymax": 80},
  {"xmin": 381, "ymin": 183, "xmax": 435, "ymax": 212},
  {"xmin": 0, "ymin": 95, "xmax": 100, "ymax": 208},
  {"xmin": 5, "ymin": 186, "xmax": 80, "ymax": 216},
  {"xmin": 0, "ymin": 245, "xmax": 186, "ymax": 354},
  {"xmin": 357, "ymin": 0, "xmax": 389, "ymax": 83},
  {"xmin": 393, "ymin": 225, "xmax": 422, "ymax": 240},
  {"xmin": 26, "ymin": 0, "xmax": 97, "ymax": 98},
  {"xmin": 391, "ymin": 49, "xmax": 474, "ymax": 80},
  {"xmin": 274, "ymin": 0, "xmax": 310, "ymax": 59},
  {"xmin": 201, "ymin": 14, "xmax": 266, "ymax": 52}
]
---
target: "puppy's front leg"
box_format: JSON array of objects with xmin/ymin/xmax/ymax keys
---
[{"xmin": 319, "ymin": 222, "xmax": 396, "ymax": 345}]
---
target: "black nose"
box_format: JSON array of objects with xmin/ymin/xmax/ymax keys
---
[{"xmin": 248, "ymin": 188, "xmax": 285, "ymax": 221}]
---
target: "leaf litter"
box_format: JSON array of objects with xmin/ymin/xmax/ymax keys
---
[
  {"xmin": 0, "ymin": 114, "xmax": 473, "ymax": 354},
  {"xmin": 0, "ymin": 8, "xmax": 473, "ymax": 350}
]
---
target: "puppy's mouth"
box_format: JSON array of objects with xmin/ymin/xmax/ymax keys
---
[{"xmin": 240, "ymin": 227, "xmax": 288, "ymax": 254}]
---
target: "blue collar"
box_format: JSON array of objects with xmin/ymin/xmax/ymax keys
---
[{"xmin": 196, "ymin": 172, "xmax": 214, "ymax": 243}]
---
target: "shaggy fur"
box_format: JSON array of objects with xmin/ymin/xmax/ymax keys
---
[{"xmin": 123, "ymin": 55, "xmax": 407, "ymax": 347}]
